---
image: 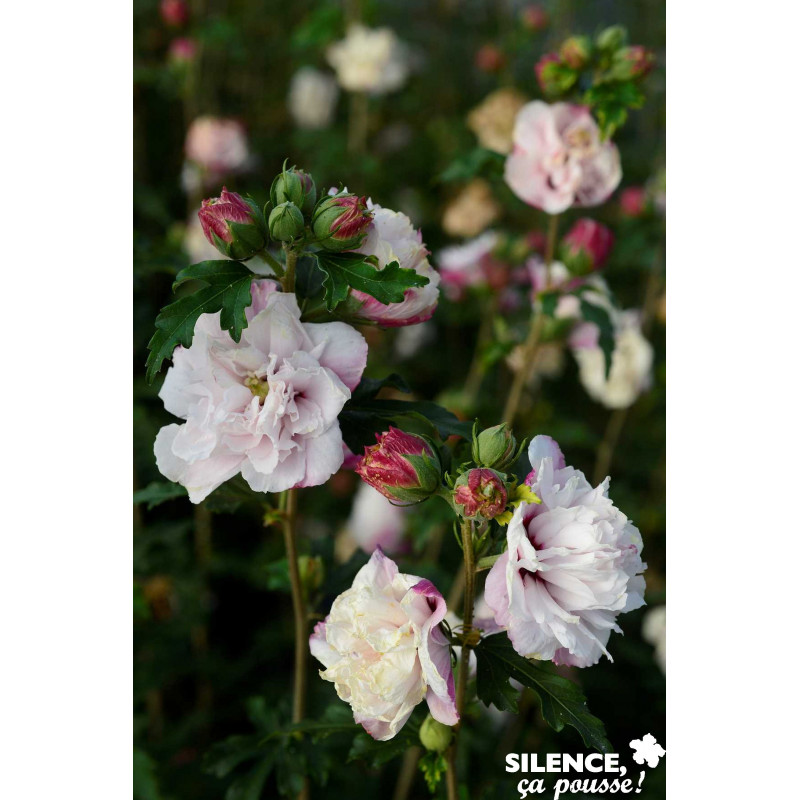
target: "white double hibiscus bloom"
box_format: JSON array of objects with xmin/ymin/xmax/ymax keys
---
[
  {"xmin": 309, "ymin": 549, "xmax": 458, "ymax": 741},
  {"xmin": 485, "ymin": 435, "xmax": 646, "ymax": 667},
  {"xmin": 155, "ymin": 280, "xmax": 368, "ymax": 502}
]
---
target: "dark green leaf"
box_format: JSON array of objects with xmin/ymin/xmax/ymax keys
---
[
  {"xmin": 350, "ymin": 373, "xmax": 411, "ymax": 403},
  {"xmin": 225, "ymin": 756, "xmax": 275, "ymax": 800},
  {"xmin": 579, "ymin": 298, "xmax": 616, "ymax": 378},
  {"xmin": 204, "ymin": 735, "xmax": 264, "ymax": 779},
  {"xmin": 133, "ymin": 748, "xmax": 163, "ymax": 800},
  {"xmin": 146, "ymin": 260, "xmax": 254, "ymax": 383},
  {"xmin": 438, "ymin": 147, "xmax": 506, "ymax": 183},
  {"xmin": 339, "ymin": 398, "xmax": 474, "ymax": 453},
  {"xmin": 540, "ymin": 290, "xmax": 560, "ymax": 318},
  {"xmin": 474, "ymin": 633, "xmax": 612, "ymax": 753},
  {"xmin": 133, "ymin": 481, "xmax": 187, "ymax": 510},
  {"xmin": 313, "ymin": 252, "xmax": 429, "ymax": 311}
]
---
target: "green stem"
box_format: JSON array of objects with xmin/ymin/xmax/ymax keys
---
[
  {"xmin": 279, "ymin": 488, "xmax": 310, "ymax": 800},
  {"xmin": 502, "ymin": 214, "xmax": 559, "ymax": 425},
  {"xmin": 446, "ymin": 519, "xmax": 477, "ymax": 800},
  {"xmin": 348, "ymin": 92, "xmax": 369, "ymax": 155},
  {"xmin": 282, "ymin": 245, "xmax": 298, "ymax": 294},
  {"xmin": 256, "ymin": 249, "xmax": 284, "ymax": 277}
]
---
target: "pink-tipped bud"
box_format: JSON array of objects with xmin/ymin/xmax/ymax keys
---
[
  {"xmin": 160, "ymin": 0, "xmax": 189, "ymax": 27},
  {"xmin": 560, "ymin": 218, "xmax": 614, "ymax": 274},
  {"xmin": 620, "ymin": 186, "xmax": 648, "ymax": 218},
  {"xmin": 612, "ymin": 45, "xmax": 654, "ymax": 80},
  {"xmin": 168, "ymin": 37, "xmax": 197, "ymax": 65},
  {"xmin": 475, "ymin": 45, "xmax": 506, "ymax": 74},
  {"xmin": 453, "ymin": 469, "xmax": 508, "ymax": 520},
  {"xmin": 197, "ymin": 187, "xmax": 267, "ymax": 260},
  {"xmin": 535, "ymin": 53, "xmax": 577, "ymax": 96},
  {"xmin": 356, "ymin": 428, "xmax": 442, "ymax": 504},
  {"xmin": 312, "ymin": 193, "xmax": 373, "ymax": 252},
  {"xmin": 520, "ymin": 5, "xmax": 549, "ymax": 32}
]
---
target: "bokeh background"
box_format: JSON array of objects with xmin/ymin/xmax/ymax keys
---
[{"xmin": 134, "ymin": 1, "xmax": 665, "ymax": 797}]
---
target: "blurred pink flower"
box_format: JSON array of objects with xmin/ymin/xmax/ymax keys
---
[
  {"xmin": 485, "ymin": 435, "xmax": 646, "ymax": 667},
  {"xmin": 520, "ymin": 4, "xmax": 548, "ymax": 31},
  {"xmin": 620, "ymin": 186, "xmax": 647, "ymax": 218},
  {"xmin": 309, "ymin": 549, "xmax": 458, "ymax": 740},
  {"xmin": 185, "ymin": 116, "xmax": 249, "ymax": 174},
  {"xmin": 438, "ymin": 232, "xmax": 498, "ymax": 300},
  {"xmin": 561, "ymin": 218, "xmax": 614, "ymax": 272},
  {"xmin": 351, "ymin": 200, "xmax": 440, "ymax": 326},
  {"xmin": 155, "ymin": 283, "xmax": 368, "ymax": 502},
  {"xmin": 504, "ymin": 101, "xmax": 622, "ymax": 214}
]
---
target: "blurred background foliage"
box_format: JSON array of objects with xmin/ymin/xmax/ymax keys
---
[{"xmin": 134, "ymin": 1, "xmax": 665, "ymax": 797}]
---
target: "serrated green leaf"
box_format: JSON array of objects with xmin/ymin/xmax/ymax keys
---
[
  {"xmin": 474, "ymin": 633, "xmax": 612, "ymax": 753},
  {"xmin": 313, "ymin": 252, "xmax": 429, "ymax": 311},
  {"xmin": 203, "ymin": 735, "xmax": 264, "ymax": 779},
  {"xmin": 579, "ymin": 298, "xmax": 616, "ymax": 379},
  {"xmin": 146, "ymin": 261, "xmax": 254, "ymax": 383},
  {"xmin": 225, "ymin": 756, "xmax": 275, "ymax": 800},
  {"xmin": 133, "ymin": 481, "xmax": 188, "ymax": 510}
]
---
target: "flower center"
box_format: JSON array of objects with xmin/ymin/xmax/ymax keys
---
[{"xmin": 244, "ymin": 374, "xmax": 270, "ymax": 403}]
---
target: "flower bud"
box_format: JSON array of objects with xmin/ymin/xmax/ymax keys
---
[
  {"xmin": 453, "ymin": 469, "xmax": 508, "ymax": 520},
  {"xmin": 268, "ymin": 201, "xmax": 305, "ymax": 242},
  {"xmin": 534, "ymin": 54, "xmax": 577, "ymax": 96},
  {"xmin": 559, "ymin": 218, "xmax": 614, "ymax": 275},
  {"xmin": 298, "ymin": 555, "xmax": 325, "ymax": 596},
  {"xmin": 168, "ymin": 37, "xmax": 197, "ymax": 66},
  {"xmin": 559, "ymin": 36, "xmax": 592, "ymax": 70},
  {"xmin": 356, "ymin": 427, "xmax": 442, "ymax": 504},
  {"xmin": 472, "ymin": 423, "xmax": 518, "ymax": 471},
  {"xmin": 610, "ymin": 45, "xmax": 654, "ymax": 80},
  {"xmin": 160, "ymin": 0, "xmax": 188, "ymax": 27},
  {"xmin": 620, "ymin": 186, "xmax": 647, "ymax": 218},
  {"xmin": 520, "ymin": 5, "xmax": 548, "ymax": 32},
  {"xmin": 198, "ymin": 187, "xmax": 267, "ymax": 260},
  {"xmin": 419, "ymin": 715, "xmax": 453, "ymax": 753},
  {"xmin": 312, "ymin": 193, "xmax": 373, "ymax": 252},
  {"xmin": 475, "ymin": 44, "xmax": 506, "ymax": 74},
  {"xmin": 270, "ymin": 167, "xmax": 317, "ymax": 216},
  {"xmin": 595, "ymin": 25, "xmax": 628, "ymax": 53}
]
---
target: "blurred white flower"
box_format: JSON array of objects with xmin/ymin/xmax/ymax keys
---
[
  {"xmin": 288, "ymin": 67, "xmax": 339, "ymax": 129},
  {"xmin": 327, "ymin": 24, "xmax": 410, "ymax": 94},
  {"xmin": 185, "ymin": 116, "xmax": 249, "ymax": 173},
  {"xmin": 573, "ymin": 311, "xmax": 654, "ymax": 409},
  {"xmin": 344, "ymin": 483, "xmax": 408, "ymax": 554},
  {"xmin": 642, "ymin": 605, "xmax": 666, "ymax": 673},
  {"xmin": 394, "ymin": 321, "xmax": 435, "ymax": 359}
]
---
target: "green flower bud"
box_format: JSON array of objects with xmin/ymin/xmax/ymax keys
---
[
  {"xmin": 472, "ymin": 423, "xmax": 518, "ymax": 471},
  {"xmin": 419, "ymin": 716, "xmax": 453, "ymax": 754},
  {"xmin": 268, "ymin": 201, "xmax": 305, "ymax": 242},
  {"xmin": 559, "ymin": 35, "xmax": 592, "ymax": 70},
  {"xmin": 298, "ymin": 555, "xmax": 325, "ymax": 596},
  {"xmin": 198, "ymin": 188, "xmax": 268, "ymax": 260},
  {"xmin": 270, "ymin": 167, "xmax": 317, "ymax": 216},
  {"xmin": 596, "ymin": 25, "xmax": 628, "ymax": 53}
]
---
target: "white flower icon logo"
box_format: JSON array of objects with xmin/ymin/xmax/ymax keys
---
[{"xmin": 629, "ymin": 733, "xmax": 666, "ymax": 768}]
